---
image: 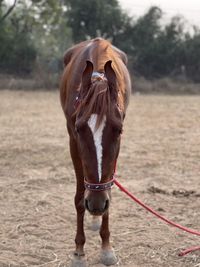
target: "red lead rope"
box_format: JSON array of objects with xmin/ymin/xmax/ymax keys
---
[{"xmin": 114, "ymin": 178, "xmax": 200, "ymax": 256}]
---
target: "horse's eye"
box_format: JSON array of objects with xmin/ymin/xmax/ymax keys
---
[
  {"xmin": 75, "ymin": 126, "xmax": 80, "ymax": 133},
  {"xmin": 75, "ymin": 123, "xmax": 86, "ymax": 134}
]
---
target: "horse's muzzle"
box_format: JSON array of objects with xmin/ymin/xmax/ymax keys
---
[{"xmin": 84, "ymin": 194, "xmax": 110, "ymax": 215}]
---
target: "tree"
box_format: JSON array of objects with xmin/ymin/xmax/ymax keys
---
[
  {"xmin": 1, "ymin": 0, "xmax": 200, "ymax": 83},
  {"xmin": 123, "ymin": 6, "xmax": 163, "ymax": 77},
  {"xmin": 65, "ymin": 0, "xmax": 130, "ymax": 42},
  {"xmin": 24, "ymin": 0, "xmax": 73, "ymax": 71},
  {"xmin": 0, "ymin": 0, "xmax": 17, "ymax": 23},
  {"xmin": 184, "ymin": 29, "xmax": 200, "ymax": 82},
  {"xmin": 151, "ymin": 16, "xmax": 186, "ymax": 77},
  {"xmin": 0, "ymin": 1, "xmax": 36, "ymax": 74},
  {"xmin": 117, "ymin": 7, "xmax": 186, "ymax": 78},
  {"xmin": 0, "ymin": 0, "xmax": 72, "ymax": 74}
]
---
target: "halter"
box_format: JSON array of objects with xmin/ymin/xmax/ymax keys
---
[
  {"xmin": 84, "ymin": 176, "xmax": 115, "ymax": 191},
  {"xmin": 84, "ymin": 160, "xmax": 117, "ymax": 191}
]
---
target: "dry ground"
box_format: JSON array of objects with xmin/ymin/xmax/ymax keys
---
[{"xmin": 0, "ymin": 90, "xmax": 200, "ymax": 267}]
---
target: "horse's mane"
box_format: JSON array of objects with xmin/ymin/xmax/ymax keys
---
[{"xmin": 75, "ymin": 78, "xmax": 111, "ymax": 129}]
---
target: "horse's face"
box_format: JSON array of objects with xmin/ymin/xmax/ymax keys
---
[
  {"xmin": 76, "ymin": 108, "xmax": 122, "ymax": 215},
  {"xmin": 75, "ymin": 61, "xmax": 123, "ymax": 216}
]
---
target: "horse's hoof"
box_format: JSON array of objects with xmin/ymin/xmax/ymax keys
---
[
  {"xmin": 100, "ymin": 248, "xmax": 118, "ymax": 266},
  {"xmin": 90, "ymin": 216, "xmax": 101, "ymax": 231},
  {"xmin": 70, "ymin": 255, "xmax": 88, "ymax": 267}
]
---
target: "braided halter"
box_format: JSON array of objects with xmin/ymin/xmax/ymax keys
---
[
  {"xmin": 84, "ymin": 176, "xmax": 115, "ymax": 191},
  {"xmin": 84, "ymin": 159, "xmax": 117, "ymax": 191}
]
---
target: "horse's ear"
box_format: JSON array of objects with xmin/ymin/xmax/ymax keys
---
[
  {"xmin": 104, "ymin": 60, "xmax": 116, "ymax": 85},
  {"xmin": 82, "ymin": 60, "xmax": 93, "ymax": 92},
  {"xmin": 104, "ymin": 60, "xmax": 117, "ymax": 102}
]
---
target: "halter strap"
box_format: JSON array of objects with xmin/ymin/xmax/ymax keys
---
[
  {"xmin": 84, "ymin": 177, "xmax": 115, "ymax": 191},
  {"xmin": 84, "ymin": 161, "xmax": 117, "ymax": 191}
]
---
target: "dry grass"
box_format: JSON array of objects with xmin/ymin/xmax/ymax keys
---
[
  {"xmin": 0, "ymin": 90, "xmax": 200, "ymax": 266},
  {"xmin": 134, "ymin": 76, "xmax": 200, "ymax": 94},
  {"xmin": 1, "ymin": 74, "xmax": 200, "ymax": 94},
  {"xmin": 0, "ymin": 72, "xmax": 59, "ymax": 90}
]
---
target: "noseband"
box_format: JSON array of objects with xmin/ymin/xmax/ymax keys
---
[
  {"xmin": 84, "ymin": 176, "xmax": 115, "ymax": 191},
  {"xmin": 84, "ymin": 161, "xmax": 116, "ymax": 192}
]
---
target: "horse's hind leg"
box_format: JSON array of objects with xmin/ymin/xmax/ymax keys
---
[
  {"xmin": 100, "ymin": 211, "xmax": 118, "ymax": 266},
  {"xmin": 69, "ymin": 136, "xmax": 87, "ymax": 267}
]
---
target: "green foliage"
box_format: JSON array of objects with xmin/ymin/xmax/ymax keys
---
[
  {"xmin": 131, "ymin": 13, "xmax": 186, "ymax": 78},
  {"xmin": 0, "ymin": 0, "xmax": 72, "ymax": 74},
  {"xmin": 184, "ymin": 30, "xmax": 200, "ymax": 82},
  {"xmin": 152, "ymin": 17, "xmax": 185, "ymax": 76},
  {"xmin": 29, "ymin": 0, "xmax": 73, "ymax": 73},
  {"xmin": 0, "ymin": 1, "xmax": 36, "ymax": 74},
  {"xmin": 127, "ymin": 7, "xmax": 163, "ymax": 77},
  {"xmin": 65, "ymin": 0, "xmax": 129, "ymax": 42},
  {"xmin": 0, "ymin": 0, "xmax": 200, "ymax": 83}
]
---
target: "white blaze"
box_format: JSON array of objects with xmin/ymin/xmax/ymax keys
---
[{"xmin": 88, "ymin": 114, "xmax": 106, "ymax": 182}]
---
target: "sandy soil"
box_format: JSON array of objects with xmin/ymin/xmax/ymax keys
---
[{"xmin": 0, "ymin": 90, "xmax": 200, "ymax": 267}]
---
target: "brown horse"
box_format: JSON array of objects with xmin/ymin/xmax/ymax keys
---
[{"xmin": 60, "ymin": 38, "xmax": 131, "ymax": 266}]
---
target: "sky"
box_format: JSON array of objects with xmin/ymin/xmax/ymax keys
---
[{"xmin": 119, "ymin": 0, "xmax": 200, "ymax": 27}]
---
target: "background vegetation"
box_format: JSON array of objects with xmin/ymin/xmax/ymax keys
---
[{"xmin": 1, "ymin": 0, "xmax": 200, "ymax": 91}]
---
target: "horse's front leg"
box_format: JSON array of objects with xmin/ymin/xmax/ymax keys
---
[
  {"xmin": 74, "ymin": 183, "xmax": 85, "ymax": 257},
  {"xmin": 100, "ymin": 210, "xmax": 118, "ymax": 266},
  {"xmin": 69, "ymin": 136, "xmax": 87, "ymax": 267}
]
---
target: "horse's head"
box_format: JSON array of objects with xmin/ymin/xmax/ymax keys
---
[{"xmin": 75, "ymin": 60, "xmax": 124, "ymax": 216}]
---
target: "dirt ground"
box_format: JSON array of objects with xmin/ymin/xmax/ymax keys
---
[{"xmin": 0, "ymin": 90, "xmax": 200, "ymax": 267}]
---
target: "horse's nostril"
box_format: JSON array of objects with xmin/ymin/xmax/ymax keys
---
[{"xmin": 85, "ymin": 199, "xmax": 89, "ymax": 210}]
